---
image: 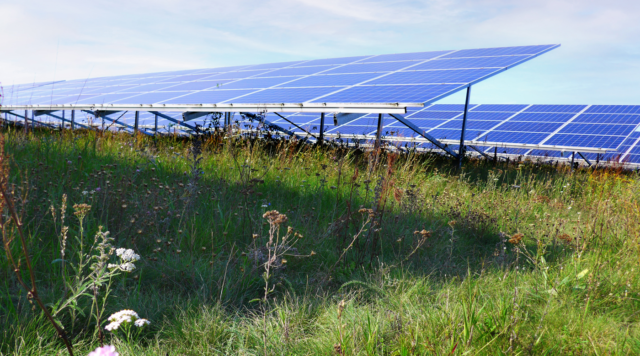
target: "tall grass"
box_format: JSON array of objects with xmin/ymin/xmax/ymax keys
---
[{"xmin": 1, "ymin": 127, "xmax": 639, "ymax": 355}]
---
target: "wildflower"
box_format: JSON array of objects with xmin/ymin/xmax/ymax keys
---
[
  {"xmin": 120, "ymin": 249, "xmax": 140, "ymax": 262},
  {"xmin": 82, "ymin": 191, "xmax": 88, "ymax": 195},
  {"xmin": 134, "ymin": 319, "xmax": 150, "ymax": 327},
  {"xmin": 116, "ymin": 248, "xmax": 126, "ymax": 256},
  {"xmin": 120, "ymin": 263, "xmax": 136, "ymax": 272},
  {"xmin": 88, "ymin": 345, "xmax": 118, "ymax": 356},
  {"xmin": 261, "ymin": 204, "xmax": 268, "ymax": 208},
  {"xmin": 448, "ymin": 220, "xmax": 456, "ymax": 228}
]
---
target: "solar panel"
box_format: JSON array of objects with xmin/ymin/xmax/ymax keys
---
[{"xmin": 1, "ymin": 44, "xmax": 559, "ymax": 114}]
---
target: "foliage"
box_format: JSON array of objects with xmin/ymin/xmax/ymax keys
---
[{"xmin": 1, "ymin": 127, "xmax": 639, "ymax": 355}]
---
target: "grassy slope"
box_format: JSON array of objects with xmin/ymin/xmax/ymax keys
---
[{"xmin": 0, "ymin": 127, "xmax": 639, "ymax": 355}]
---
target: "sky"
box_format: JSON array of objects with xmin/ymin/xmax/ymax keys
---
[{"xmin": 0, "ymin": 0, "xmax": 638, "ymax": 105}]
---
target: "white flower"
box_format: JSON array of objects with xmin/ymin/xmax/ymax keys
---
[
  {"xmin": 120, "ymin": 262, "xmax": 136, "ymax": 272},
  {"xmin": 107, "ymin": 263, "xmax": 118, "ymax": 269},
  {"xmin": 108, "ymin": 309, "xmax": 139, "ymax": 322},
  {"xmin": 261, "ymin": 204, "xmax": 268, "ymax": 208},
  {"xmin": 105, "ymin": 321, "xmax": 121, "ymax": 331},
  {"xmin": 120, "ymin": 249, "xmax": 140, "ymax": 262},
  {"xmin": 82, "ymin": 191, "xmax": 88, "ymax": 195},
  {"xmin": 134, "ymin": 319, "xmax": 151, "ymax": 327},
  {"xmin": 88, "ymin": 345, "xmax": 119, "ymax": 356},
  {"xmin": 115, "ymin": 248, "xmax": 126, "ymax": 257}
]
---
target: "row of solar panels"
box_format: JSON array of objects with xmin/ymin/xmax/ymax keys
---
[
  {"xmin": 7, "ymin": 103, "xmax": 640, "ymax": 164},
  {"xmin": 0, "ymin": 45, "xmax": 558, "ymax": 109}
]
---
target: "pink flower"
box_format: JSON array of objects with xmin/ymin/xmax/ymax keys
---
[{"xmin": 88, "ymin": 345, "xmax": 118, "ymax": 356}]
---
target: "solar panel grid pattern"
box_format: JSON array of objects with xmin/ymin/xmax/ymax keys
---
[{"xmin": 1, "ymin": 45, "xmax": 558, "ymax": 108}]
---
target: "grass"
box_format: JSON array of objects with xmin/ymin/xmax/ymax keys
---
[{"xmin": 1, "ymin": 125, "xmax": 639, "ymax": 355}]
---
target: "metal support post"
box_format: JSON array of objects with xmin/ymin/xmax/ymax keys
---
[
  {"xmin": 494, "ymin": 147, "xmax": 498, "ymax": 165},
  {"xmin": 375, "ymin": 113, "xmax": 383, "ymax": 150},
  {"xmin": 24, "ymin": 110, "xmax": 29, "ymax": 133},
  {"xmin": 318, "ymin": 112, "xmax": 325, "ymax": 144},
  {"xmin": 71, "ymin": 110, "xmax": 75, "ymax": 130},
  {"xmin": 61, "ymin": 111, "xmax": 65, "ymax": 130},
  {"xmin": 134, "ymin": 111, "xmax": 139, "ymax": 135},
  {"xmin": 457, "ymin": 86, "xmax": 472, "ymax": 169},
  {"xmin": 154, "ymin": 113, "xmax": 158, "ymax": 137},
  {"xmin": 571, "ymin": 151, "xmax": 576, "ymax": 172}
]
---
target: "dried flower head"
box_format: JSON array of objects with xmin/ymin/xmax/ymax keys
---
[
  {"xmin": 263, "ymin": 210, "xmax": 288, "ymax": 225},
  {"xmin": 508, "ymin": 233, "xmax": 524, "ymax": 244},
  {"xmin": 448, "ymin": 220, "xmax": 456, "ymax": 228},
  {"xmin": 73, "ymin": 203, "xmax": 91, "ymax": 218}
]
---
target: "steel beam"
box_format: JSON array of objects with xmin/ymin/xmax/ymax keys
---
[
  {"xmin": 458, "ymin": 86, "xmax": 472, "ymax": 168},
  {"xmin": 468, "ymin": 145, "xmax": 491, "ymax": 160},
  {"xmin": 149, "ymin": 111, "xmax": 199, "ymax": 132},
  {"xmin": 240, "ymin": 112, "xmax": 310, "ymax": 142},
  {"xmin": 182, "ymin": 112, "xmax": 209, "ymax": 121},
  {"xmin": 375, "ymin": 113, "xmax": 383, "ymax": 150},
  {"xmin": 134, "ymin": 111, "xmax": 139, "ymax": 134},
  {"xmin": 43, "ymin": 112, "xmax": 91, "ymax": 129},
  {"xmin": 577, "ymin": 152, "xmax": 592, "ymax": 166},
  {"xmin": 273, "ymin": 112, "xmax": 317, "ymax": 139},
  {"xmin": 319, "ymin": 112, "xmax": 325, "ymax": 143},
  {"xmin": 71, "ymin": 110, "xmax": 75, "ymax": 130},
  {"xmin": 388, "ymin": 113, "xmax": 458, "ymax": 159}
]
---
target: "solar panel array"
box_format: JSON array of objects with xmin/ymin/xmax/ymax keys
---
[
  {"xmin": 1, "ymin": 45, "xmax": 558, "ymax": 112},
  {"xmin": 249, "ymin": 104, "xmax": 640, "ymax": 164}
]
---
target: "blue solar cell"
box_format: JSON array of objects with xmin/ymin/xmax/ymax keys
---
[
  {"xmin": 368, "ymin": 68, "xmax": 497, "ymax": 85},
  {"xmin": 118, "ymin": 83, "xmax": 182, "ymax": 93},
  {"xmin": 322, "ymin": 62, "xmax": 416, "ymax": 74},
  {"xmin": 195, "ymin": 65, "xmax": 255, "ymax": 74},
  {"xmin": 559, "ymin": 123, "xmax": 635, "ymax": 136},
  {"xmin": 495, "ymin": 148, "xmax": 531, "ymax": 155},
  {"xmin": 229, "ymin": 87, "xmax": 339, "ymax": 104},
  {"xmin": 572, "ymin": 113, "xmax": 640, "ymax": 125},
  {"xmin": 326, "ymin": 125, "xmax": 375, "ymax": 135},
  {"xmin": 119, "ymin": 77, "xmax": 172, "ymax": 85},
  {"xmin": 544, "ymin": 134, "xmax": 625, "ymax": 149},
  {"xmin": 408, "ymin": 111, "xmax": 462, "ymax": 119},
  {"xmin": 348, "ymin": 117, "xmax": 396, "ymax": 126},
  {"xmin": 492, "ymin": 121, "xmax": 562, "ymax": 132},
  {"xmin": 428, "ymin": 128, "xmax": 463, "ymax": 139},
  {"xmin": 476, "ymin": 131, "xmax": 548, "ymax": 144},
  {"xmin": 157, "ymin": 74, "xmax": 217, "ymax": 83},
  {"xmin": 412, "ymin": 56, "xmax": 530, "ymax": 70},
  {"xmin": 220, "ymin": 77, "xmax": 298, "ymax": 89},
  {"xmin": 472, "ymin": 104, "xmax": 528, "ymax": 112},
  {"xmin": 524, "ymin": 105, "xmax": 587, "ymax": 113},
  {"xmin": 466, "ymin": 112, "xmax": 515, "ymax": 121},
  {"xmin": 440, "ymin": 120, "xmax": 499, "ymax": 130},
  {"xmin": 381, "ymin": 127, "xmax": 419, "ymax": 138},
  {"xmin": 206, "ymin": 70, "xmax": 270, "ymax": 80},
  {"xmin": 585, "ymin": 105, "xmax": 640, "ymax": 114},
  {"xmin": 108, "ymin": 92, "xmax": 186, "ymax": 104},
  {"xmin": 161, "ymin": 80, "xmax": 232, "ymax": 91},
  {"xmin": 162, "ymin": 90, "xmax": 255, "ymax": 104},
  {"xmin": 423, "ymin": 104, "xmax": 476, "ymax": 111},
  {"xmin": 509, "ymin": 113, "xmax": 574, "ymax": 122},
  {"xmin": 77, "ymin": 93, "xmax": 144, "ymax": 104},
  {"xmin": 293, "ymin": 56, "xmax": 370, "ymax": 67},
  {"xmin": 441, "ymin": 45, "xmax": 556, "ymax": 58},
  {"xmin": 359, "ymin": 51, "xmax": 453, "ymax": 63},
  {"xmin": 389, "ymin": 118, "xmax": 447, "ymax": 128},
  {"xmin": 276, "ymin": 73, "xmax": 380, "ymax": 88},
  {"xmin": 256, "ymin": 66, "xmax": 337, "ymax": 77},
  {"xmin": 310, "ymin": 84, "xmax": 459, "ymax": 103}
]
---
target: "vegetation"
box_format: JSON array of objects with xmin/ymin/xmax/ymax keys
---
[{"xmin": 1, "ymin": 126, "xmax": 639, "ymax": 355}]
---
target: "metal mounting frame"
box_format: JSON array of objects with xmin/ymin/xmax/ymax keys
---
[
  {"xmin": 273, "ymin": 112, "xmax": 318, "ymax": 140},
  {"xmin": 389, "ymin": 113, "xmax": 459, "ymax": 158}
]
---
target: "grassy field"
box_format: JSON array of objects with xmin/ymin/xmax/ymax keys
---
[{"xmin": 1, "ymin": 126, "xmax": 639, "ymax": 355}]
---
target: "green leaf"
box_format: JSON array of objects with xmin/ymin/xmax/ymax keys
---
[
  {"xmin": 51, "ymin": 259, "xmax": 66, "ymax": 264},
  {"xmin": 576, "ymin": 269, "xmax": 589, "ymax": 280}
]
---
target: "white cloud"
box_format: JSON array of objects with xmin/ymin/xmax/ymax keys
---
[{"xmin": 0, "ymin": 0, "xmax": 638, "ymax": 103}]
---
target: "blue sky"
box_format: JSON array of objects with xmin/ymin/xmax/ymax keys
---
[{"xmin": 1, "ymin": 0, "xmax": 638, "ymax": 105}]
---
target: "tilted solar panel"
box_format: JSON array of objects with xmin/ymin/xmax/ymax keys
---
[{"xmin": 1, "ymin": 44, "xmax": 559, "ymax": 114}]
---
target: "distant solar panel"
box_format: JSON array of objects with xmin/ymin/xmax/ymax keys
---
[{"xmin": 1, "ymin": 44, "xmax": 559, "ymax": 114}]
